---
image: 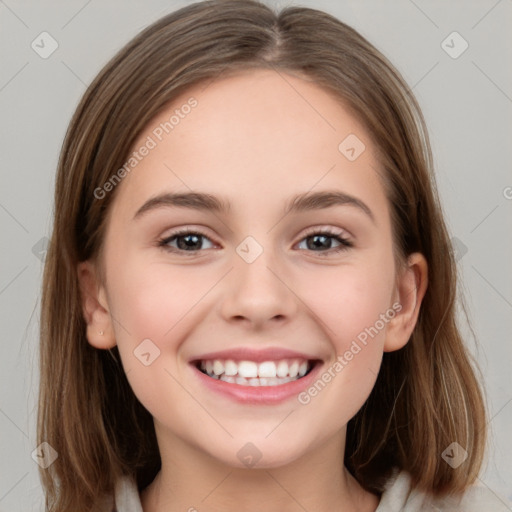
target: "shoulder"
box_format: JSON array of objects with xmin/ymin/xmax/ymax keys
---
[
  {"xmin": 110, "ymin": 474, "xmax": 143, "ymax": 512},
  {"xmin": 376, "ymin": 468, "xmax": 511, "ymax": 512}
]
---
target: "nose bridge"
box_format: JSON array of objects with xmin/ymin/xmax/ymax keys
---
[{"xmin": 220, "ymin": 236, "xmax": 296, "ymax": 325}]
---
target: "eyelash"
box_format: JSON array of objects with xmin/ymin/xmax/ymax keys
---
[{"xmin": 157, "ymin": 227, "xmax": 353, "ymax": 256}]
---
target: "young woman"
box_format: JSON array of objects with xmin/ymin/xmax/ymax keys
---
[{"xmin": 38, "ymin": 1, "xmax": 502, "ymax": 510}]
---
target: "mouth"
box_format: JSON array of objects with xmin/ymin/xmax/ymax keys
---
[{"xmin": 192, "ymin": 357, "xmax": 320, "ymax": 387}]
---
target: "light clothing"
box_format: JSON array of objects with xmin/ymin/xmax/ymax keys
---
[{"xmin": 109, "ymin": 468, "xmax": 511, "ymax": 511}]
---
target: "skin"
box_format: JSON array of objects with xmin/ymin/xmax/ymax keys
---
[{"xmin": 78, "ymin": 69, "xmax": 428, "ymax": 512}]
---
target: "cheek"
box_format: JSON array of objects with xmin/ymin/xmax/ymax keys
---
[
  {"xmin": 104, "ymin": 254, "xmax": 217, "ymax": 405},
  {"xmin": 298, "ymin": 262, "xmax": 394, "ymax": 347},
  {"xmin": 291, "ymin": 256, "xmax": 395, "ymax": 420},
  {"xmin": 108, "ymin": 252, "xmax": 214, "ymax": 341}
]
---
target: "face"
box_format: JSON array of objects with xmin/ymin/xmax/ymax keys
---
[{"xmin": 80, "ymin": 68, "xmax": 426, "ymax": 469}]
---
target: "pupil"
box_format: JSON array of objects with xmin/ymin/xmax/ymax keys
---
[
  {"xmin": 178, "ymin": 234, "xmax": 201, "ymax": 250},
  {"xmin": 308, "ymin": 235, "xmax": 330, "ymax": 250}
]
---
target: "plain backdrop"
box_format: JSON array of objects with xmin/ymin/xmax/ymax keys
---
[{"xmin": 0, "ymin": 0, "xmax": 511, "ymax": 510}]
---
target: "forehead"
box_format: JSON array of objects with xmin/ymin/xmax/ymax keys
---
[{"xmin": 109, "ymin": 68, "xmax": 387, "ymax": 222}]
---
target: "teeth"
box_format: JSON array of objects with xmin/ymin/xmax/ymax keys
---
[
  {"xmin": 198, "ymin": 357, "xmax": 313, "ymax": 385},
  {"xmin": 219, "ymin": 374, "xmax": 295, "ymax": 386},
  {"xmin": 276, "ymin": 360, "xmax": 289, "ymax": 377},
  {"xmin": 289, "ymin": 361, "xmax": 299, "ymax": 378},
  {"xmin": 258, "ymin": 361, "xmax": 276, "ymax": 378},
  {"xmin": 213, "ymin": 360, "xmax": 224, "ymax": 376},
  {"xmin": 224, "ymin": 360, "xmax": 238, "ymax": 376},
  {"xmin": 238, "ymin": 361, "xmax": 258, "ymax": 378}
]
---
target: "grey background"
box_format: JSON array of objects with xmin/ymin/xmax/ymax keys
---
[{"xmin": 1, "ymin": 0, "xmax": 511, "ymax": 510}]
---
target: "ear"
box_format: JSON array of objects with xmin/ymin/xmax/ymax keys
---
[
  {"xmin": 383, "ymin": 252, "xmax": 428, "ymax": 352},
  {"xmin": 77, "ymin": 260, "xmax": 117, "ymax": 349}
]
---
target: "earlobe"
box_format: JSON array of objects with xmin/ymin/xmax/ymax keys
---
[
  {"xmin": 383, "ymin": 252, "xmax": 428, "ymax": 353},
  {"xmin": 77, "ymin": 261, "xmax": 117, "ymax": 349}
]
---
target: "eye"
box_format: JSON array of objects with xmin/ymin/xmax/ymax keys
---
[
  {"xmin": 296, "ymin": 228, "xmax": 353, "ymax": 255},
  {"xmin": 157, "ymin": 227, "xmax": 353, "ymax": 256},
  {"xmin": 158, "ymin": 228, "xmax": 216, "ymax": 254}
]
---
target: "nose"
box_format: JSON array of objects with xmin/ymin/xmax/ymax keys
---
[{"xmin": 219, "ymin": 247, "xmax": 298, "ymax": 329}]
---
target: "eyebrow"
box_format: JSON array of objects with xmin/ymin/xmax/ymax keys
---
[{"xmin": 133, "ymin": 190, "xmax": 375, "ymax": 224}]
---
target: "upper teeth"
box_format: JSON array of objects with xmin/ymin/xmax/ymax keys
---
[{"xmin": 200, "ymin": 359, "xmax": 310, "ymax": 379}]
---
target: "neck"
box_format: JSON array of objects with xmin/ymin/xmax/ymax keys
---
[{"xmin": 140, "ymin": 426, "xmax": 380, "ymax": 512}]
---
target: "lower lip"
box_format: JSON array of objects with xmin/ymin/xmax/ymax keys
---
[{"xmin": 190, "ymin": 361, "xmax": 323, "ymax": 405}]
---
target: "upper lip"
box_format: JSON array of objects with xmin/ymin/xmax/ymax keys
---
[{"xmin": 189, "ymin": 347, "xmax": 322, "ymax": 363}]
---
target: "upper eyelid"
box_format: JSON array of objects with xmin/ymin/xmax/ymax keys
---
[{"xmin": 301, "ymin": 225, "xmax": 350, "ymax": 238}]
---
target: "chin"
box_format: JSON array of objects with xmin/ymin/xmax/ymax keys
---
[{"xmin": 207, "ymin": 435, "xmax": 312, "ymax": 471}]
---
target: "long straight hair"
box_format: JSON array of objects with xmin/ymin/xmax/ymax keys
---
[{"xmin": 38, "ymin": 1, "xmax": 488, "ymax": 510}]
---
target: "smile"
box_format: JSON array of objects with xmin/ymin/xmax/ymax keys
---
[
  {"xmin": 190, "ymin": 356, "xmax": 323, "ymax": 404},
  {"xmin": 196, "ymin": 358, "xmax": 313, "ymax": 387}
]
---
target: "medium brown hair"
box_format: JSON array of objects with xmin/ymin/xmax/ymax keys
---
[{"xmin": 38, "ymin": 0, "xmax": 488, "ymax": 510}]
